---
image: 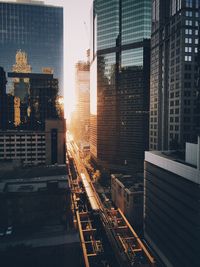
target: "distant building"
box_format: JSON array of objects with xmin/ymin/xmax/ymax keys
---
[
  {"xmin": 74, "ymin": 52, "xmax": 90, "ymax": 144},
  {"xmin": 8, "ymin": 71, "xmax": 61, "ymax": 130},
  {"xmin": 0, "ymin": 54, "xmax": 66, "ymax": 167},
  {"xmin": 12, "ymin": 50, "xmax": 32, "ymax": 73},
  {"xmin": 144, "ymin": 137, "xmax": 200, "ymax": 267},
  {"xmin": 111, "ymin": 174, "xmax": 144, "ymax": 230},
  {"xmin": 90, "ymin": 0, "xmax": 151, "ymax": 173},
  {"xmin": 0, "ymin": 130, "xmax": 46, "ymax": 165},
  {"xmin": 150, "ymin": 0, "xmax": 200, "ymax": 150},
  {"xmin": 0, "ymin": 119, "xmax": 66, "ymax": 166},
  {"xmin": 0, "ymin": 1, "xmax": 63, "ymax": 94}
]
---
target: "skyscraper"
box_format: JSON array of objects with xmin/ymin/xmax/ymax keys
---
[
  {"xmin": 90, "ymin": 0, "xmax": 151, "ymax": 172},
  {"xmin": 0, "ymin": 0, "xmax": 63, "ymax": 94},
  {"xmin": 74, "ymin": 52, "xmax": 90, "ymax": 144},
  {"xmin": 150, "ymin": 0, "xmax": 200, "ymax": 151}
]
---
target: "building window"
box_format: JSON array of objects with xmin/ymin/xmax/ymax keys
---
[
  {"xmin": 186, "ymin": 11, "xmax": 192, "ymax": 17},
  {"xmin": 185, "ymin": 37, "xmax": 192, "ymax": 44},
  {"xmin": 185, "ymin": 47, "xmax": 192, "ymax": 52},
  {"xmin": 186, "ymin": 0, "xmax": 193, "ymax": 8},
  {"xmin": 185, "ymin": 55, "xmax": 192, "ymax": 61},
  {"xmin": 185, "ymin": 29, "xmax": 192, "ymax": 35},
  {"xmin": 185, "ymin": 20, "xmax": 192, "ymax": 26}
]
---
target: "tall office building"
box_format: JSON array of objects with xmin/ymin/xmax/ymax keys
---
[
  {"xmin": 74, "ymin": 52, "xmax": 90, "ymax": 144},
  {"xmin": 150, "ymin": 0, "xmax": 200, "ymax": 151},
  {"xmin": 0, "ymin": 0, "xmax": 63, "ymax": 94},
  {"xmin": 90, "ymin": 0, "xmax": 151, "ymax": 172}
]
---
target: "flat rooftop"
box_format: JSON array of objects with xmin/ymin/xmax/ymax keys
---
[
  {"xmin": 2, "ymin": 0, "xmax": 63, "ymax": 8},
  {"xmin": 0, "ymin": 164, "xmax": 68, "ymax": 180},
  {"xmin": 145, "ymin": 151, "xmax": 200, "ymax": 185},
  {"xmin": 0, "ymin": 224, "xmax": 79, "ymax": 251},
  {"xmin": 112, "ymin": 174, "xmax": 143, "ymax": 192},
  {"xmin": 0, "ymin": 164, "xmax": 69, "ymax": 192}
]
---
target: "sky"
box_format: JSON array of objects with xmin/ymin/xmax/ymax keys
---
[{"xmin": 47, "ymin": 0, "xmax": 93, "ymax": 119}]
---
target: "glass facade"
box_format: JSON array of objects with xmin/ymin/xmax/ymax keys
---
[
  {"xmin": 90, "ymin": 0, "xmax": 151, "ymax": 171},
  {"xmin": 121, "ymin": 0, "xmax": 151, "ymax": 45},
  {"xmin": 94, "ymin": 0, "xmax": 119, "ymax": 50},
  {"xmin": 0, "ymin": 2, "xmax": 63, "ymax": 94},
  {"xmin": 97, "ymin": 52, "xmax": 117, "ymax": 162},
  {"xmin": 121, "ymin": 48, "xmax": 143, "ymax": 67}
]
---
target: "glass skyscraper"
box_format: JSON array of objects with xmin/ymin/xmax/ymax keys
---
[
  {"xmin": 0, "ymin": 0, "xmax": 63, "ymax": 94},
  {"xmin": 90, "ymin": 0, "xmax": 151, "ymax": 172}
]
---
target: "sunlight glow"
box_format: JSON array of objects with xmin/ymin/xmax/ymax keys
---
[{"xmin": 45, "ymin": 0, "xmax": 92, "ymax": 121}]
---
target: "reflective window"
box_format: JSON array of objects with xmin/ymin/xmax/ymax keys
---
[
  {"xmin": 122, "ymin": 48, "xmax": 143, "ymax": 67},
  {"xmin": 0, "ymin": 3, "xmax": 63, "ymax": 92},
  {"xmin": 121, "ymin": 0, "xmax": 151, "ymax": 45},
  {"xmin": 94, "ymin": 0, "xmax": 119, "ymax": 50}
]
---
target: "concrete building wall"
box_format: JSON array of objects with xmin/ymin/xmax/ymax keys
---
[
  {"xmin": 0, "ymin": 119, "xmax": 66, "ymax": 166},
  {"xmin": 111, "ymin": 174, "xmax": 143, "ymax": 229},
  {"xmin": 0, "ymin": 131, "xmax": 46, "ymax": 165}
]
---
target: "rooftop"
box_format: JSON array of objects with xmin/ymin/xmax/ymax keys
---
[
  {"xmin": 1, "ymin": 0, "xmax": 62, "ymax": 8},
  {"xmin": 0, "ymin": 224, "xmax": 79, "ymax": 250},
  {"xmin": 112, "ymin": 174, "xmax": 143, "ymax": 192},
  {"xmin": 0, "ymin": 164, "xmax": 68, "ymax": 181},
  {"xmin": 145, "ymin": 150, "xmax": 200, "ymax": 185},
  {"xmin": 146, "ymin": 150, "xmax": 195, "ymax": 167}
]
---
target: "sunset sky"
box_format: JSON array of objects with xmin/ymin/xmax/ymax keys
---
[{"xmin": 47, "ymin": 0, "xmax": 93, "ymax": 119}]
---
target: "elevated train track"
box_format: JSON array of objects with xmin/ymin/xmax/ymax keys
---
[{"xmin": 67, "ymin": 139, "xmax": 156, "ymax": 267}]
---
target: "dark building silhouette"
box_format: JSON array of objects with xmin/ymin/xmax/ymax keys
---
[
  {"xmin": 196, "ymin": 23, "xmax": 200, "ymax": 134},
  {"xmin": 150, "ymin": 0, "xmax": 200, "ymax": 150},
  {"xmin": 0, "ymin": 1, "xmax": 63, "ymax": 94},
  {"xmin": 90, "ymin": 0, "xmax": 151, "ymax": 172},
  {"xmin": 0, "ymin": 166, "xmax": 81, "ymax": 267},
  {"xmin": 8, "ymin": 72, "xmax": 60, "ymax": 130}
]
